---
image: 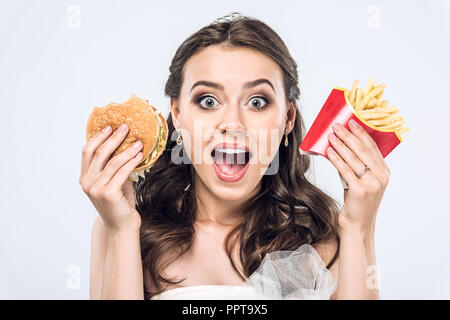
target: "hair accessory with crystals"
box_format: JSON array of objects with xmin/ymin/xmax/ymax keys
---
[{"xmin": 211, "ymin": 11, "xmax": 245, "ymax": 25}]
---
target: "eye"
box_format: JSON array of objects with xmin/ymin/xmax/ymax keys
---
[
  {"xmin": 194, "ymin": 95, "xmax": 270, "ymax": 110},
  {"xmin": 195, "ymin": 95, "xmax": 219, "ymax": 109},
  {"xmin": 248, "ymin": 96, "xmax": 269, "ymax": 109}
]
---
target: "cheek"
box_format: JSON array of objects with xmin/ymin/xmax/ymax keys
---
[
  {"xmin": 178, "ymin": 102, "xmax": 213, "ymax": 159},
  {"xmin": 179, "ymin": 119, "xmax": 213, "ymax": 165},
  {"xmin": 252, "ymin": 127, "xmax": 283, "ymax": 168},
  {"xmin": 248, "ymin": 114, "xmax": 284, "ymax": 165}
]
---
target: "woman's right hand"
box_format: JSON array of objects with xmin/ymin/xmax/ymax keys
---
[{"xmin": 79, "ymin": 123, "xmax": 144, "ymax": 232}]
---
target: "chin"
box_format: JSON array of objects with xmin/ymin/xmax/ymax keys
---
[
  {"xmin": 207, "ymin": 164, "xmax": 261, "ymax": 202},
  {"xmin": 209, "ymin": 182, "xmax": 252, "ymax": 202}
]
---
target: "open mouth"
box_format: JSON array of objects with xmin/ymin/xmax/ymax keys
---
[{"xmin": 211, "ymin": 148, "xmax": 252, "ymax": 178}]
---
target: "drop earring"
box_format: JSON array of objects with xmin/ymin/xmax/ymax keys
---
[
  {"xmin": 176, "ymin": 128, "xmax": 183, "ymax": 145},
  {"xmin": 284, "ymin": 132, "xmax": 289, "ymax": 147}
]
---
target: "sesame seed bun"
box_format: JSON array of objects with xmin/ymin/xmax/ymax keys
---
[{"xmin": 85, "ymin": 93, "xmax": 168, "ymax": 179}]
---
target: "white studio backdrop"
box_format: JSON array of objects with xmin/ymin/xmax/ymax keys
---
[{"xmin": 0, "ymin": 0, "xmax": 449, "ymax": 299}]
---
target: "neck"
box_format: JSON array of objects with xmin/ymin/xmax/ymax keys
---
[{"xmin": 194, "ymin": 175, "xmax": 250, "ymax": 228}]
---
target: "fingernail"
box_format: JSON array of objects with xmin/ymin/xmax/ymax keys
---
[
  {"xmin": 328, "ymin": 132, "xmax": 337, "ymax": 142},
  {"xmin": 349, "ymin": 119, "xmax": 359, "ymax": 129},
  {"xmin": 102, "ymin": 125, "xmax": 111, "ymax": 133},
  {"xmin": 133, "ymin": 140, "xmax": 142, "ymax": 148},
  {"xmin": 332, "ymin": 122, "xmax": 342, "ymax": 132},
  {"xmin": 327, "ymin": 147, "xmax": 336, "ymax": 156},
  {"xmin": 120, "ymin": 123, "xmax": 128, "ymax": 131}
]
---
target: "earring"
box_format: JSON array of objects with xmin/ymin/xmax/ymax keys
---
[
  {"xmin": 176, "ymin": 128, "xmax": 183, "ymax": 145},
  {"xmin": 284, "ymin": 132, "xmax": 288, "ymax": 147}
]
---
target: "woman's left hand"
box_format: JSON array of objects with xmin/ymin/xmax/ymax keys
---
[{"xmin": 326, "ymin": 119, "xmax": 391, "ymax": 236}]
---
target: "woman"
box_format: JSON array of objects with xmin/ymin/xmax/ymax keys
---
[{"xmin": 80, "ymin": 12, "xmax": 389, "ymax": 300}]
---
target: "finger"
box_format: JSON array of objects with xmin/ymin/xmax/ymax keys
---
[
  {"xmin": 327, "ymin": 146, "xmax": 359, "ymax": 187},
  {"xmin": 89, "ymin": 123, "xmax": 129, "ymax": 177},
  {"xmin": 96, "ymin": 140, "xmax": 143, "ymax": 186},
  {"xmin": 332, "ymin": 122, "xmax": 382, "ymax": 172},
  {"xmin": 357, "ymin": 168, "xmax": 385, "ymax": 197},
  {"xmin": 347, "ymin": 119, "xmax": 388, "ymax": 170},
  {"xmin": 328, "ymin": 132, "xmax": 367, "ymax": 177},
  {"xmin": 108, "ymin": 151, "xmax": 144, "ymax": 189},
  {"xmin": 81, "ymin": 125, "xmax": 112, "ymax": 176},
  {"xmin": 335, "ymin": 121, "xmax": 390, "ymax": 186}
]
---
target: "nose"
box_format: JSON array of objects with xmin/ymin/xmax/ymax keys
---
[{"xmin": 217, "ymin": 102, "xmax": 245, "ymax": 135}]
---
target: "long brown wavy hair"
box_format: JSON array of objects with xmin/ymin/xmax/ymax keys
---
[{"xmin": 134, "ymin": 12, "xmax": 341, "ymax": 299}]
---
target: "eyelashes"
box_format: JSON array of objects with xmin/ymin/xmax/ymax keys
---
[{"xmin": 193, "ymin": 94, "xmax": 271, "ymax": 110}]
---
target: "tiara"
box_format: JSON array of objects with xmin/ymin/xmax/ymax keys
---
[{"xmin": 211, "ymin": 11, "xmax": 245, "ymax": 24}]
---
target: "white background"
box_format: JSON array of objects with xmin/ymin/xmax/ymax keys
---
[{"xmin": 1, "ymin": 0, "xmax": 449, "ymax": 299}]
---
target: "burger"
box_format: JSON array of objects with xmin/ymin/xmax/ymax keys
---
[{"xmin": 85, "ymin": 93, "xmax": 168, "ymax": 182}]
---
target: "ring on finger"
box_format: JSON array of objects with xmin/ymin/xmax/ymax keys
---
[{"xmin": 356, "ymin": 165, "xmax": 370, "ymax": 178}]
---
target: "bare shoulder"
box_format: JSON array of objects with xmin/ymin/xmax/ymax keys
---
[{"xmin": 312, "ymin": 237, "xmax": 339, "ymax": 279}]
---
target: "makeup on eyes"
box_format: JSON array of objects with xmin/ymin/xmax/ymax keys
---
[{"xmin": 192, "ymin": 92, "xmax": 272, "ymax": 110}]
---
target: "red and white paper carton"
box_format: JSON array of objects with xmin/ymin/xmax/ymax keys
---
[{"xmin": 299, "ymin": 87, "xmax": 403, "ymax": 159}]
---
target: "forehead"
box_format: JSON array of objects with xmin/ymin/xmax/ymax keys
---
[{"xmin": 182, "ymin": 45, "xmax": 284, "ymax": 92}]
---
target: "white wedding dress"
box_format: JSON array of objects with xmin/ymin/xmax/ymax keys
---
[{"xmin": 150, "ymin": 244, "xmax": 337, "ymax": 300}]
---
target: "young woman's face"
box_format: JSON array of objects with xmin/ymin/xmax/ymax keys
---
[{"xmin": 171, "ymin": 45, "xmax": 295, "ymax": 203}]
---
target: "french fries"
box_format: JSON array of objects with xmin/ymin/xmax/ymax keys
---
[{"xmin": 347, "ymin": 79, "xmax": 409, "ymax": 135}]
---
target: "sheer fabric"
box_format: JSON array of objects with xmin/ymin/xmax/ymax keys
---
[{"xmin": 150, "ymin": 244, "xmax": 337, "ymax": 300}]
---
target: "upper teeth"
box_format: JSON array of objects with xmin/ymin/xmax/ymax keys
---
[{"xmin": 215, "ymin": 148, "xmax": 247, "ymax": 154}]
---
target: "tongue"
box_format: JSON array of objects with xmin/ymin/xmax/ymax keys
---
[
  {"xmin": 215, "ymin": 153, "xmax": 246, "ymax": 176},
  {"xmin": 215, "ymin": 162, "xmax": 246, "ymax": 176}
]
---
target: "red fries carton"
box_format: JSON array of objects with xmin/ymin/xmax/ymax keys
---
[{"xmin": 299, "ymin": 87, "xmax": 402, "ymax": 159}]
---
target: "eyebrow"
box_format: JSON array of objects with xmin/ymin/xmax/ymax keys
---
[{"xmin": 189, "ymin": 78, "xmax": 276, "ymax": 94}]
